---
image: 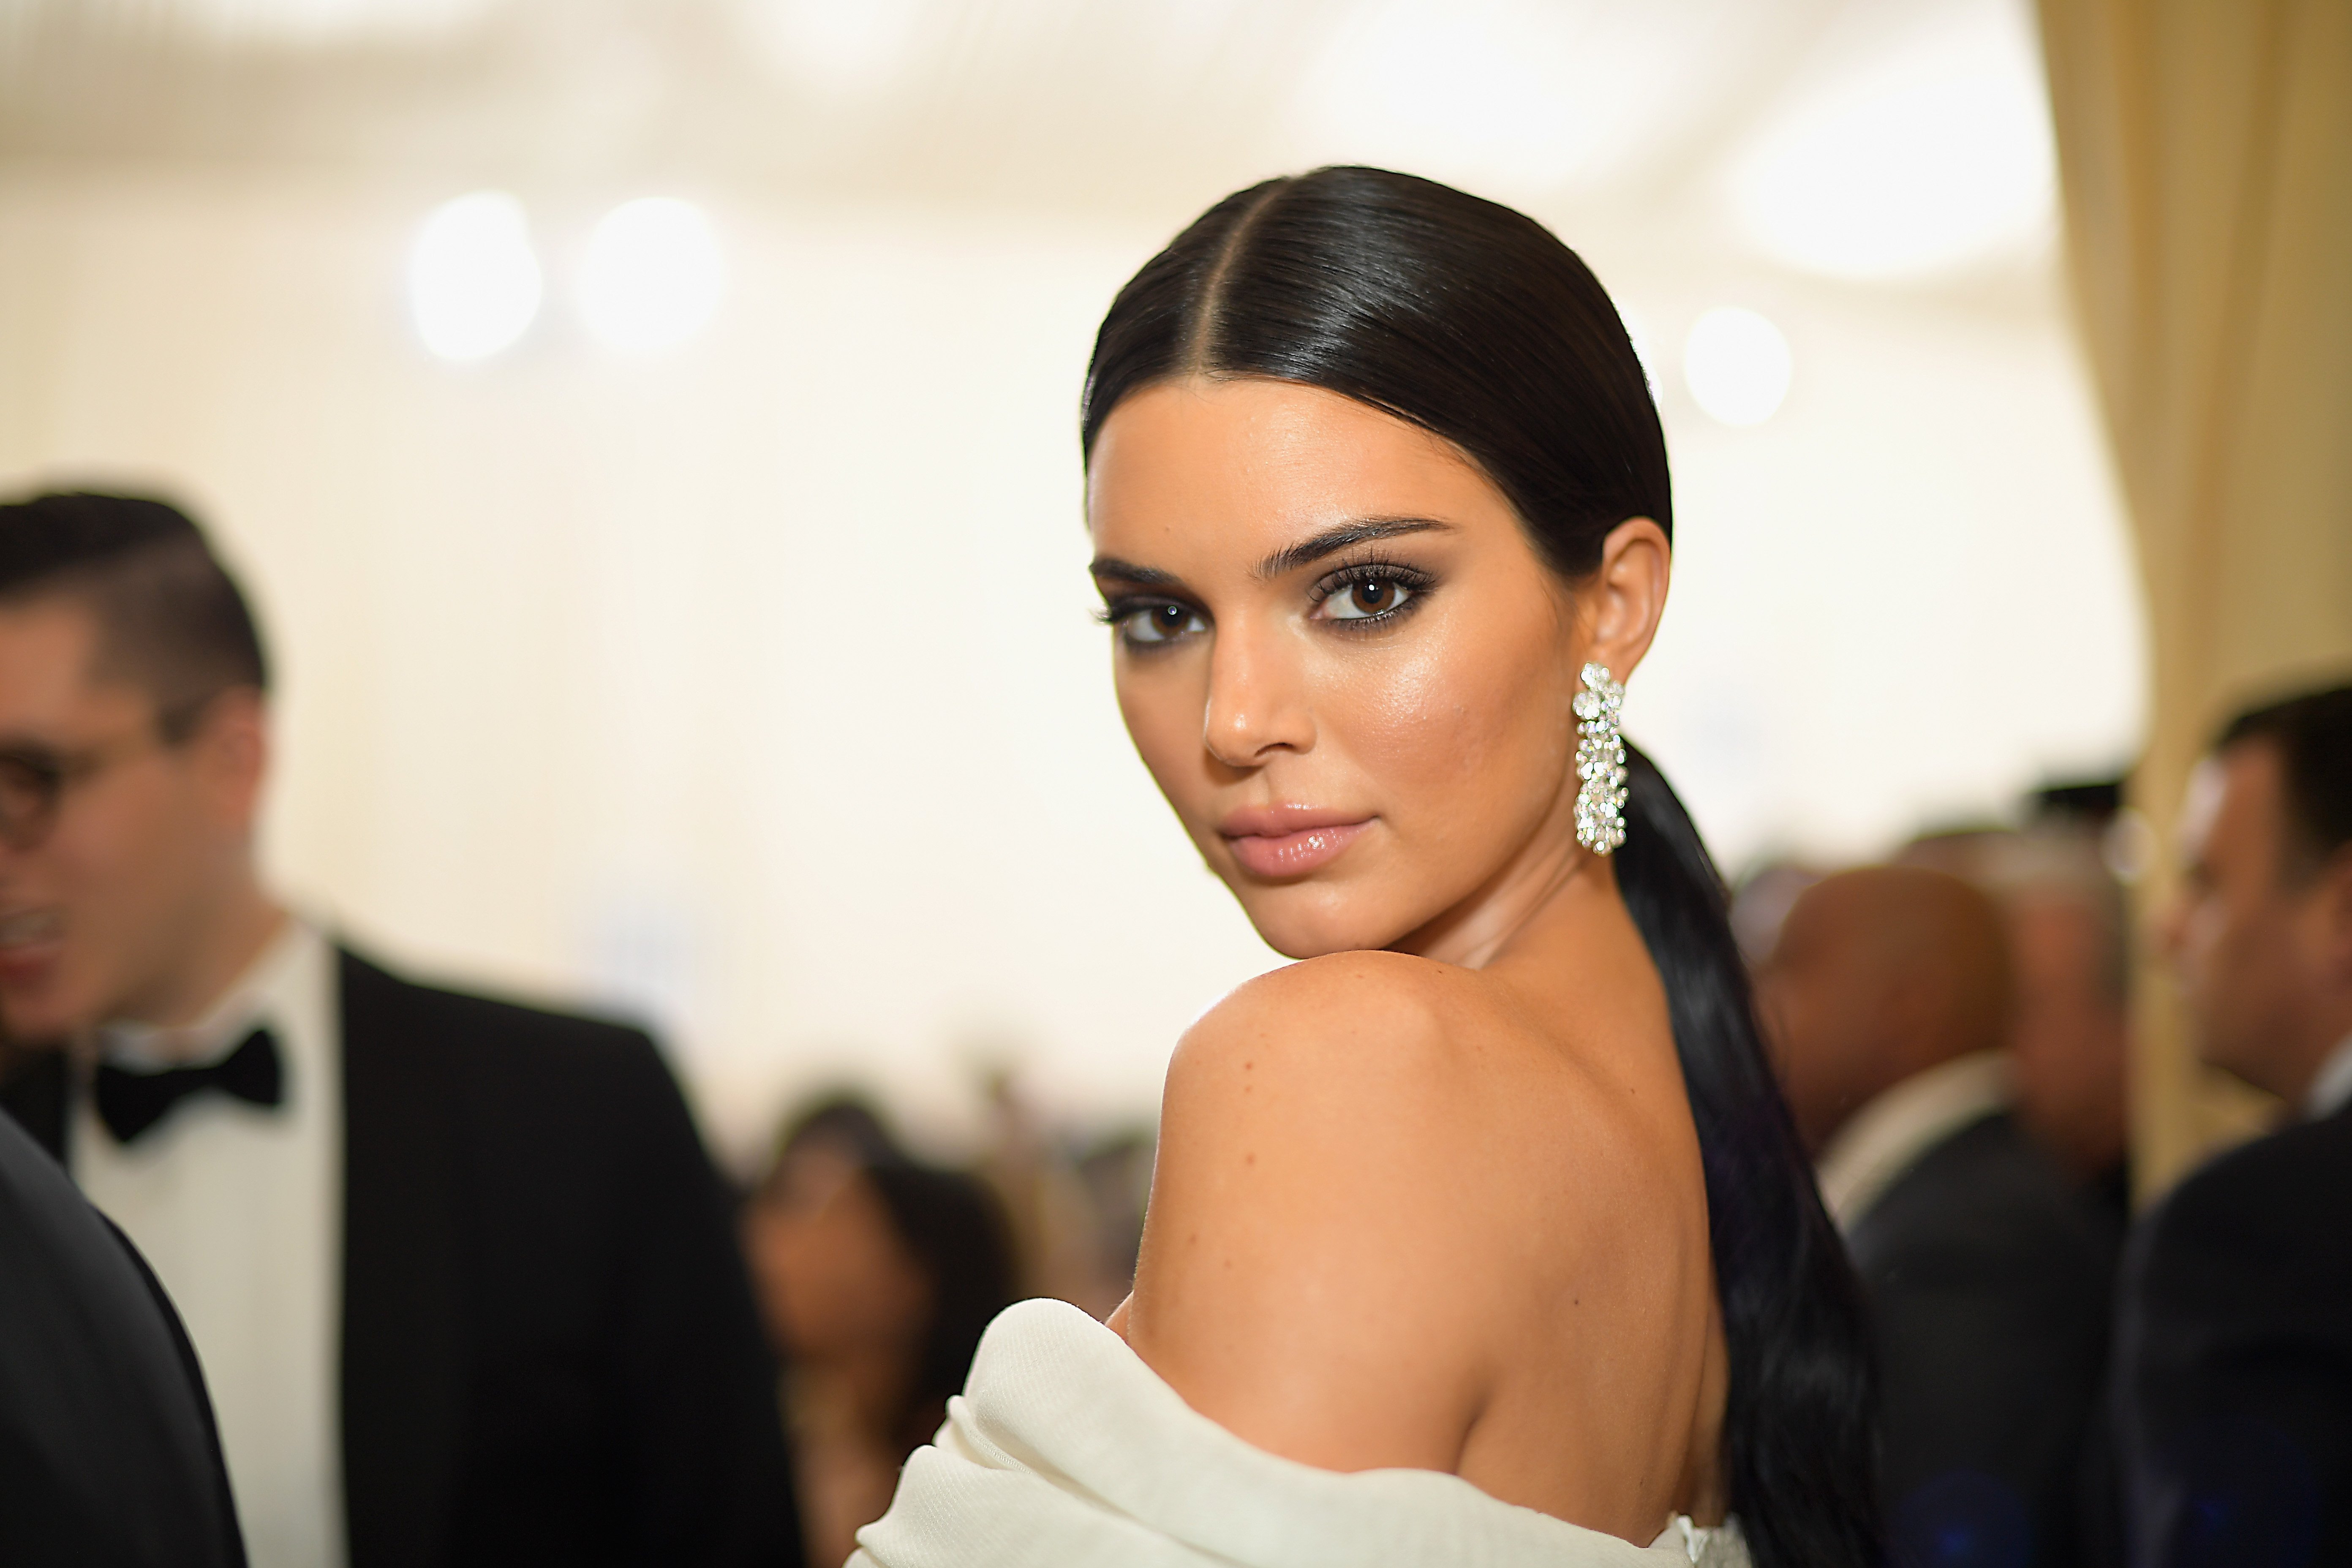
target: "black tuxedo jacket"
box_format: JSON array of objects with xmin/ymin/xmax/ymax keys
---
[
  {"xmin": 1847, "ymin": 1109, "xmax": 2123, "ymax": 1568},
  {"xmin": 0, "ymin": 947, "xmax": 801, "ymax": 1568},
  {"xmin": 2108, "ymin": 1103, "xmax": 2352, "ymax": 1567},
  {"xmin": 336, "ymin": 948, "xmax": 801, "ymax": 1568},
  {"xmin": 0, "ymin": 1106, "xmax": 245, "ymax": 1568}
]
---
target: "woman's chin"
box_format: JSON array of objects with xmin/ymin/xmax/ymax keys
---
[{"xmin": 1231, "ymin": 889, "xmax": 1410, "ymax": 962}]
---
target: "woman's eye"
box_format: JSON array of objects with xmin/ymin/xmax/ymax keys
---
[
  {"xmin": 1116, "ymin": 603, "xmax": 1208, "ymax": 645},
  {"xmin": 1322, "ymin": 577, "xmax": 1416, "ymax": 621}
]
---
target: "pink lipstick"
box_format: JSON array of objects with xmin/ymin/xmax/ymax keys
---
[{"xmin": 1219, "ymin": 806, "xmax": 1372, "ymax": 879}]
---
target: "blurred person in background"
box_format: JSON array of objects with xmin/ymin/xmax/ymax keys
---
[
  {"xmin": 2111, "ymin": 683, "xmax": 2352, "ymax": 1565},
  {"xmin": 1903, "ymin": 824, "xmax": 2135, "ymax": 1215},
  {"xmin": 1068, "ymin": 1126, "xmax": 1154, "ymax": 1313},
  {"xmin": 0, "ymin": 493, "xmax": 799, "ymax": 1568},
  {"xmin": 744, "ymin": 1096, "xmax": 1014, "ymax": 1568},
  {"xmin": 1727, "ymin": 860, "xmax": 1823, "ymax": 969},
  {"xmin": 1991, "ymin": 833, "xmax": 2132, "ymax": 1211},
  {"xmin": 970, "ymin": 1067, "xmax": 1156, "ymax": 1318},
  {"xmin": 1758, "ymin": 865, "xmax": 2118, "ymax": 1568},
  {"xmin": 0, "ymin": 1098, "xmax": 245, "ymax": 1568},
  {"xmin": 972, "ymin": 1067, "xmax": 1106, "ymax": 1309}
]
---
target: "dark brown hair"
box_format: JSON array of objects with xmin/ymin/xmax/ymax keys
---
[{"xmin": 2218, "ymin": 682, "xmax": 2352, "ymax": 879}]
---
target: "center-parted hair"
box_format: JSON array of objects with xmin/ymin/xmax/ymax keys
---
[{"xmin": 1081, "ymin": 167, "xmax": 1881, "ymax": 1568}]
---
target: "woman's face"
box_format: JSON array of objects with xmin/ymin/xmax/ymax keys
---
[
  {"xmin": 1086, "ymin": 376, "xmax": 1656, "ymax": 961},
  {"xmin": 745, "ymin": 1144, "xmax": 932, "ymax": 1363}
]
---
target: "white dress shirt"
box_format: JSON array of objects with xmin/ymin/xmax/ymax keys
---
[
  {"xmin": 74, "ymin": 918, "xmax": 347, "ymax": 1568},
  {"xmin": 1814, "ymin": 1051, "xmax": 2012, "ymax": 1232},
  {"xmin": 2306, "ymin": 1032, "xmax": 2352, "ymax": 1122}
]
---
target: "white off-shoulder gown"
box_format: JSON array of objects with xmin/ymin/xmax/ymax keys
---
[{"xmin": 852, "ymin": 1298, "xmax": 1750, "ymax": 1568}]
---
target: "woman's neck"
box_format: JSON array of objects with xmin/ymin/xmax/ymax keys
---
[{"xmin": 1394, "ymin": 813, "xmax": 1610, "ymax": 971}]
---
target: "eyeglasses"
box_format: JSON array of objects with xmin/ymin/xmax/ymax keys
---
[{"xmin": 0, "ymin": 696, "xmax": 216, "ymax": 852}]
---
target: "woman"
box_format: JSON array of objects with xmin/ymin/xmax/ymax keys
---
[
  {"xmin": 746, "ymin": 1099, "xmax": 1015, "ymax": 1568},
  {"xmin": 855, "ymin": 168, "xmax": 1878, "ymax": 1568}
]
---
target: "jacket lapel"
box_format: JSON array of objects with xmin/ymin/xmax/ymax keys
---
[{"xmin": 338, "ymin": 947, "xmax": 465, "ymax": 1568}]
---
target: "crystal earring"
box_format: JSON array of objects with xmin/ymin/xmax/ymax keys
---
[{"xmin": 1573, "ymin": 662, "xmax": 1628, "ymax": 855}]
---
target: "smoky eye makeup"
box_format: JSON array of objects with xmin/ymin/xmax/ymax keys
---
[
  {"xmin": 1093, "ymin": 592, "xmax": 1211, "ymax": 650},
  {"xmin": 1304, "ymin": 555, "xmax": 1438, "ymax": 629}
]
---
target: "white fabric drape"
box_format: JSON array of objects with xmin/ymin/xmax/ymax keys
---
[{"xmin": 852, "ymin": 1298, "xmax": 1747, "ymax": 1568}]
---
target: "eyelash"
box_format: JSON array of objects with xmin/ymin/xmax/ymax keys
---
[
  {"xmin": 1092, "ymin": 555, "xmax": 1439, "ymax": 649},
  {"xmin": 1092, "ymin": 597, "xmax": 1205, "ymax": 652},
  {"xmin": 1306, "ymin": 558, "xmax": 1436, "ymax": 629},
  {"xmin": 1090, "ymin": 598, "xmax": 1182, "ymax": 626}
]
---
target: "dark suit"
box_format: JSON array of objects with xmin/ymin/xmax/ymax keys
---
[
  {"xmin": 0, "ymin": 1105, "xmax": 246, "ymax": 1568},
  {"xmin": 1849, "ymin": 1110, "xmax": 2123, "ymax": 1568},
  {"xmin": 2109, "ymin": 1104, "xmax": 2352, "ymax": 1568},
  {"xmin": 2, "ymin": 947, "xmax": 800, "ymax": 1568}
]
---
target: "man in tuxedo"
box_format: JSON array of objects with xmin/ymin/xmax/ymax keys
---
[
  {"xmin": 2114, "ymin": 683, "xmax": 2352, "ymax": 1565},
  {"xmin": 1903, "ymin": 826, "xmax": 2135, "ymax": 1216},
  {"xmin": 1759, "ymin": 865, "xmax": 2121, "ymax": 1568},
  {"xmin": 0, "ymin": 493, "xmax": 800, "ymax": 1568},
  {"xmin": 0, "ymin": 1105, "xmax": 245, "ymax": 1567}
]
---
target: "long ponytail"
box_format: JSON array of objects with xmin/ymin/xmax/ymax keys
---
[
  {"xmin": 1083, "ymin": 164, "xmax": 1885, "ymax": 1568},
  {"xmin": 1618, "ymin": 746, "xmax": 1882, "ymax": 1567}
]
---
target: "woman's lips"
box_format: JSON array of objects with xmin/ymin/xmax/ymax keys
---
[{"xmin": 1218, "ymin": 811, "xmax": 1372, "ymax": 879}]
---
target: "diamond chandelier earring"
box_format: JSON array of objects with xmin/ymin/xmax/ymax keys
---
[{"xmin": 1573, "ymin": 662, "xmax": 1628, "ymax": 855}]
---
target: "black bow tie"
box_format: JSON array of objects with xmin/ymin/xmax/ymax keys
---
[{"xmin": 94, "ymin": 1027, "xmax": 284, "ymax": 1145}]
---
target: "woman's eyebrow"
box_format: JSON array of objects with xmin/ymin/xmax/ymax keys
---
[
  {"xmin": 1253, "ymin": 516, "xmax": 1451, "ymax": 580},
  {"xmin": 1087, "ymin": 557, "xmax": 1185, "ymax": 589},
  {"xmin": 1088, "ymin": 517, "xmax": 1451, "ymax": 590}
]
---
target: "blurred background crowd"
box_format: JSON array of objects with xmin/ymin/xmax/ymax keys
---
[{"xmin": 2, "ymin": 1, "xmax": 2349, "ymax": 1567}]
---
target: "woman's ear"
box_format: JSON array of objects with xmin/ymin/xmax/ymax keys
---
[{"xmin": 1584, "ymin": 516, "xmax": 1671, "ymax": 680}]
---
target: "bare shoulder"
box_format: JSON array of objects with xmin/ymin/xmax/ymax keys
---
[
  {"xmin": 1154, "ymin": 951, "xmax": 1544, "ymax": 1218},
  {"xmin": 1165, "ymin": 949, "xmax": 1482, "ymax": 1120},
  {"xmin": 1158, "ymin": 948, "xmax": 1640, "ymax": 1179},
  {"xmin": 1124, "ymin": 941, "xmax": 1713, "ymax": 1522},
  {"xmin": 1126, "ymin": 952, "xmax": 1595, "ymax": 1473}
]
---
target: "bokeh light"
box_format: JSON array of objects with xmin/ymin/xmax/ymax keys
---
[
  {"xmin": 577, "ymin": 198, "xmax": 726, "ymax": 353},
  {"xmin": 408, "ymin": 191, "xmax": 542, "ymax": 362},
  {"xmin": 1683, "ymin": 307, "xmax": 1793, "ymax": 427}
]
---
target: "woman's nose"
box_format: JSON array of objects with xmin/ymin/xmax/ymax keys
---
[{"xmin": 1201, "ymin": 622, "xmax": 1315, "ymax": 769}]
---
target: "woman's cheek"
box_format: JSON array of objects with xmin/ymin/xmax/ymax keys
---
[
  {"xmin": 1345, "ymin": 643, "xmax": 1501, "ymax": 806},
  {"xmin": 1115, "ymin": 666, "xmax": 1212, "ymax": 820}
]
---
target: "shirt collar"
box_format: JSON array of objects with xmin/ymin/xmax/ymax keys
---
[
  {"xmin": 2305, "ymin": 1032, "xmax": 2352, "ymax": 1122},
  {"xmin": 1815, "ymin": 1050, "xmax": 2011, "ymax": 1231},
  {"xmin": 96, "ymin": 917, "xmax": 321, "ymax": 1072}
]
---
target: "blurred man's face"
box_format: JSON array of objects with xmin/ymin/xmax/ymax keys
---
[
  {"xmin": 0, "ymin": 599, "xmax": 229, "ymax": 1038},
  {"xmin": 2160, "ymin": 744, "xmax": 2336, "ymax": 1100},
  {"xmin": 2006, "ymin": 891, "xmax": 2129, "ymax": 1176},
  {"xmin": 1754, "ymin": 890, "xmax": 1885, "ymax": 1154}
]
